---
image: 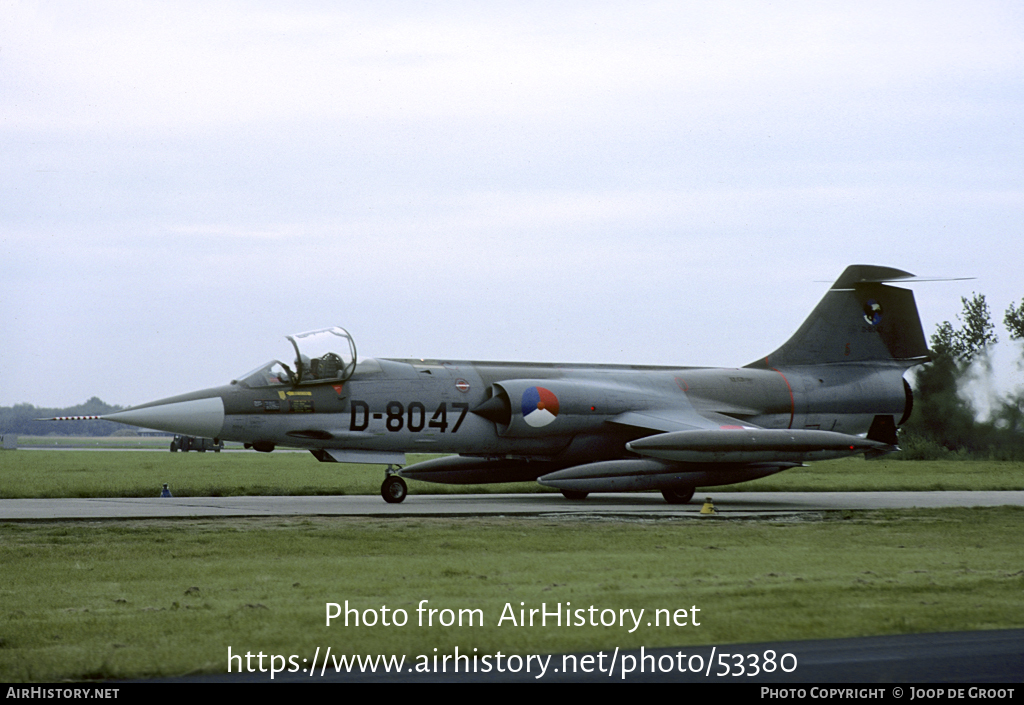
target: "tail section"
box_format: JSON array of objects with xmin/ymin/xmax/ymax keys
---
[{"xmin": 747, "ymin": 265, "xmax": 930, "ymax": 369}]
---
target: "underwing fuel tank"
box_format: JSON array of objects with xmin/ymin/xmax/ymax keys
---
[
  {"xmin": 536, "ymin": 458, "xmax": 797, "ymax": 493},
  {"xmin": 537, "ymin": 427, "xmax": 894, "ymax": 494},
  {"xmin": 625, "ymin": 428, "xmax": 893, "ymax": 464}
]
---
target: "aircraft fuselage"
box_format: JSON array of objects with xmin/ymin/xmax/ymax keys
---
[{"xmin": 135, "ymin": 357, "xmax": 908, "ymax": 474}]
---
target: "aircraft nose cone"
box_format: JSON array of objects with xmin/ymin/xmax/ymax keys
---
[{"xmin": 104, "ymin": 396, "xmax": 225, "ymax": 438}]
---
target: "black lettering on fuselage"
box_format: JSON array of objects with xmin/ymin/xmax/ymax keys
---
[
  {"xmin": 349, "ymin": 400, "xmax": 369, "ymax": 431},
  {"xmin": 349, "ymin": 401, "xmax": 468, "ymax": 433}
]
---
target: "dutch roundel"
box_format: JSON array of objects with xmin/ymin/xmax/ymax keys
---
[{"xmin": 522, "ymin": 387, "xmax": 560, "ymax": 428}]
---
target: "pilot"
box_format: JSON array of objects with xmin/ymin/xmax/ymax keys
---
[{"xmin": 298, "ymin": 354, "xmax": 313, "ymax": 381}]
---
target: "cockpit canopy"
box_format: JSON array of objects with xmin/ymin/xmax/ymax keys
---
[{"xmin": 236, "ymin": 327, "xmax": 358, "ymax": 388}]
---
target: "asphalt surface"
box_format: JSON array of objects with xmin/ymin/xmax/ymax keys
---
[{"xmin": 2, "ymin": 490, "xmax": 1023, "ymax": 520}]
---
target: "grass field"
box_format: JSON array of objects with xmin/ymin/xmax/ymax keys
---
[
  {"xmin": 0, "ymin": 450, "xmax": 550, "ymax": 498},
  {"xmin": 1, "ymin": 508, "xmax": 1022, "ymax": 682},
  {"xmin": 15, "ymin": 436, "xmax": 190, "ymax": 450},
  {"xmin": 1, "ymin": 449, "xmax": 1022, "ymax": 498},
  {"xmin": 1, "ymin": 450, "xmax": 1022, "ymax": 682}
]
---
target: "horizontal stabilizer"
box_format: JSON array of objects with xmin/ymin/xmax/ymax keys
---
[{"xmin": 820, "ymin": 269, "xmax": 973, "ymax": 287}]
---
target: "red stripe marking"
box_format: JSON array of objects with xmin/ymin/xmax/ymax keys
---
[{"xmin": 765, "ymin": 358, "xmax": 795, "ymax": 429}]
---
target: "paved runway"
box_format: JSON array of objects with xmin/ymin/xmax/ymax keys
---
[{"xmin": 2, "ymin": 490, "xmax": 1023, "ymax": 520}]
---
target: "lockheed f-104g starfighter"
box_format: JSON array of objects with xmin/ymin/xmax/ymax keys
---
[{"xmin": 57, "ymin": 265, "xmax": 936, "ymax": 504}]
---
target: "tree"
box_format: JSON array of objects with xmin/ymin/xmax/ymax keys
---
[
  {"xmin": 0, "ymin": 398, "xmax": 125, "ymax": 436},
  {"xmin": 944, "ymin": 293, "xmax": 998, "ymax": 363},
  {"xmin": 901, "ymin": 294, "xmax": 994, "ymax": 456},
  {"xmin": 997, "ymin": 298, "xmax": 1024, "ymax": 439},
  {"xmin": 901, "ymin": 292, "xmax": 1024, "ymax": 459},
  {"xmin": 929, "ymin": 320, "xmax": 957, "ymax": 360},
  {"xmin": 1005, "ymin": 299, "xmax": 1024, "ymax": 341}
]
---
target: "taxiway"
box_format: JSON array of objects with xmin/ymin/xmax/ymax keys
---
[{"xmin": 2, "ymin": 490, "xmax": 1023, "ymax": 520}]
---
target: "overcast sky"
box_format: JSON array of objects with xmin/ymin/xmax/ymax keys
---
[{"xmin": 3, "ymin": 1, "xmax": 1022, "ymax": 408}]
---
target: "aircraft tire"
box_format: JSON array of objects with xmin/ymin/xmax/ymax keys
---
[
  {"xmin": 381, "ymin": 476, "xmax": 408, "ymax": 504},
  {"xmin": 560, "ymin": 490, "xmax": 589, "ymax": 500},
  {"xmin": 661, "ymin": 487, "xmax": 695, "ymax": 505}
]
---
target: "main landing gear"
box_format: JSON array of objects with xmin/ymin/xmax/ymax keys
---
[
  {"xmin": 661, "ymin": 486, "xmax": 695, "ymax": 505},
  {"xmin": 560, "ymin": 490, "xmax": 589, "ymax": 500},
  {"xmin": 381, "ymin": 465, "xmax": 408, "ymax": 504}
]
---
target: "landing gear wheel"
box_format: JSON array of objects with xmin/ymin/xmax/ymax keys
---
[
  {"xmin": 661, "ymin": 487, "xmax": 695, "ymax": 505},
  {"xmin": 381, "ymin": 476, "xmax": 408, "ymax": 504},
  {"xmin": 560, "ymin": 490, "xmax": 589, "ymax": 500}
]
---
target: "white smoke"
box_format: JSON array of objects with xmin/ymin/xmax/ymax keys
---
[{"xmin": 957, "ymin": 341, "xmax": 1024, "ymax": 427}]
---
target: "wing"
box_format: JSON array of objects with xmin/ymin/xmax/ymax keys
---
[{"xmin": 608, "ymin": 408, "xmax": 755, "ymax": 434}]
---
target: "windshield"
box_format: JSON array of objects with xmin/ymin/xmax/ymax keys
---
[
  {"xmin": 237, "ymin": 360, "xmax": 295, "ymax": 388},
  {"xmin": 235, "ymin": 327, "xmax": 358, "ymax": 388}
]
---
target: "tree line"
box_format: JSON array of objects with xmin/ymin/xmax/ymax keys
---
[
  {"xmin": 0, "ymin": 397, "xmax": 126, "ymax": 437},
  {"xmin": 900, "ymin": 294, "xmax": 1024, "ymax": 460}
]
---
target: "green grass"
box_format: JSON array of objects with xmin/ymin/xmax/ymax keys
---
[
  {"xmin": 1, "ymin": 450, "xmax": 1021, "ymax": 499},
  {"xmin": 0, "ymin": 451, "xmax": 551, "ymax": 499},
  {"xmin": 15, "ymin": 436, "xmax": 190, "ymax": 450},
  {"xmin": 1, "ymin": 508, "xmax": 1022, "ymax": 681},
  {"xmin": 2, "ymin": 450, "xmax": 1022, "ymax": 681},
  {"xmin": 714, "ymin": 456, "xmax": 1024, "ymax": 492}
]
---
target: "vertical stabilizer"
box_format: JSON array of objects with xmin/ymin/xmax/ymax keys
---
[{"xmin": 746, "ymin": 265, "xmax": 930, "ymax": 369}]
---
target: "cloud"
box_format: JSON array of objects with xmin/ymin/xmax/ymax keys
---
[
  {"xmin": 2, "ymin": 2, "xmax": 1022, "ymax": 406},
  {"xmin": 6, "ymin": 2, "xmax": 1021, "ymax": 135}
]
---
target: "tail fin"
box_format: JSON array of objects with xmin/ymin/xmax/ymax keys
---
[{"xmin": 746, "ymin": 265, "xmax": 930, "ymax": 369}]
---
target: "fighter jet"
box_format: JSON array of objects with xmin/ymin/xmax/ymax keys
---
[{"xmin": 58, "ymin": 265, "xmax": 933, "ymax": 504}]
